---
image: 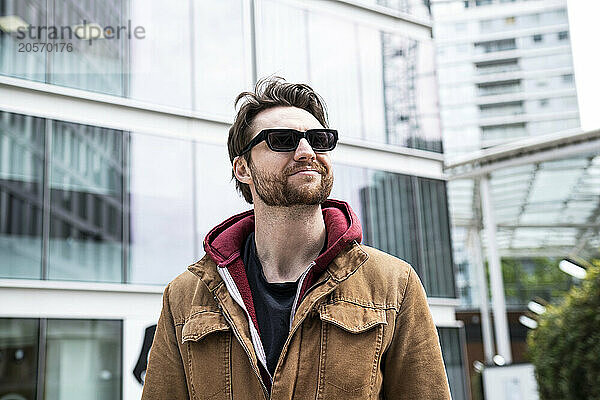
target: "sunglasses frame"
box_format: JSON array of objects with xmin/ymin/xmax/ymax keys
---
[{"xmin": 238, "ymin": 128, "xmax": 338, "ymax": 156}]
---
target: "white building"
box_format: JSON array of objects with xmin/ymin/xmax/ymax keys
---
[{"xmin": 432, "ymin": 0, "xmax": 579, "ymax": 157}]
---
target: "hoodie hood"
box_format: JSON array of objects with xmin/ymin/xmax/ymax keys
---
[{"xmin": 202, "ymin": 199, "xmax": 363, "ymax": 330}]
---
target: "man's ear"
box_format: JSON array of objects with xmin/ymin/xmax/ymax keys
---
[{"xmin": 233, "ymin": 156, "xmax": 252, "ymax": 185}]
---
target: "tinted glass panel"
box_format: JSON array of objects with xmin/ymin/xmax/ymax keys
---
[
  {"xmin": 48, "ymin": 121, "xmax": 124, "ymax": 282},
  {"xmin": 50, "ymin": 0, "xmax": 126, "ymax": 96},
  {"xmin": 129, "ymin": 0, "xmax": 192, "ymax": 108},
  {"xmin": 383, "ymin": 33, "xmax": 442, "ymax": 152},
  {"xmin": 418, "ymin": 178, "xmax": 455, "ymax": 297},
  {"xmin": 44, "ymin": 319, "xmax": 122, "ymax": 400},
  {"xmin": 0, "ymin": 318, "xmax": 39, "ymax": 400},
  {"xmin": 438, "ymin": 327, "xmax": 468, "ymax": 400},
  {"xmin": 195, "ymin": 142, "xmax": 249, "ymax": 253},
  {"xmin": 333, "ymin": 164, "xmax": 455, "ymax": 298},
  {"xmin": 128, "ymin": 133, "xmax": 195, "ymax": 285},
  {"xmin": 0, "ymin": 0, "xmax": 46, "ymax": 82},
  {"xmin": 192, "ymin": 0, "xmax": 249, "ymax": 118},
  {"xmin": 0, "ymin": 112, "xmax": 45, "ymax": 279}
]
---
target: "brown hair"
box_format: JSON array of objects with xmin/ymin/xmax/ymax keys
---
[{"xmin": 227, "ymin": 76, "xmax": 329, "ymax": 203}]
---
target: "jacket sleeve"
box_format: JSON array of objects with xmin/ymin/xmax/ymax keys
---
[
  {"xmin": 382, "ymin": 267, "xmax": 452, "ymax": 399},
  {"xmin": 141, "ymin": 283, "xmax": 190, "ymax": 400}
]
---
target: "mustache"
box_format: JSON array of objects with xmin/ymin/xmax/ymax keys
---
[{"xmin": 285, "ymin": 162, "xmax": 328, "ymax": 176}]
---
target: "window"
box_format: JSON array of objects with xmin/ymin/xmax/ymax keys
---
[
  {"xmin": 382, "ymin": 32, "xmax": 442, "ymax": 152},
  {"xmin": 475, "ymin": 0, "xmax": 493, "ymax": 6},
  {"xmin": 48, "ymin": 121, "xmax": 124, "ymax": 283},
  {"xmin": 332, "ymin": 165, "xmax": 456, "ymax": 298},
  {"xmin": 480, "ymin": 19, "xmax": 493, "ymax": 31},
  {"xmin": 51, "ymin": 0, "xmax": 126, "ymax": 96},
  {"xmin": 475, "ymin": 58, "xmax": 519, "ymax": 75},
  {"xmin": 477, "ymin": 80, "xmax": 521, "ymax": 96},
  {"xmin": 539, "ymin": 98, "xmax": 549, "ymax": 107},
  {"xmin": 193, "ymin": 0, "xmax": 249, "ymax": 118},
  {"xmin": 562, "ymin": 74, "xmax": 574, "ymax": 83},
  {"xmin": 0, "ymin": 318, "xmax": 122, "ymax": 400},
  {"xmin": 474, "ymin": 38, "xmax": 516, "ymax": 53},
  {"xmin": 479, "ymin": 101, "xmax": 524, "ymax": 117},
  {"xmin": 0, "ymin": 112, "xmax": 45, "ymax": 279},
  {"xmin": 505, "ymin": 16, "xmax": 515, "ymax": 25},
  {"xmin": 558, "ymin": 31, "xmax": 569, "ymax": 40},
  {"xmin": 438, "ymin": 328, "xmax": 468, "ymax": 400},
  {"xmin": 455, "ymin": 22, "xmax": 467, "ymax": 32},
  {"xmin": 0, "ymin": 0, "xmax": 47, "ymax": 82},
  {"xmin": 128, "ymin": 133, "xmax": 196, "ymax": 285},
  {"xmin": 481, "ymin": 122, "xmax": 527, "ymax": 141},
  {"xmin": 533, "ymin": 34, "xmax": 543, "ymax": 42}
]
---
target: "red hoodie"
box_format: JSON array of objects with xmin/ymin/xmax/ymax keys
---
[{"xmin": 203, "ymin": 198, "xmax": 363, "ymax": 334}]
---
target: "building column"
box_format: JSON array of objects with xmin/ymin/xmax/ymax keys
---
[
  {"xmin": 479, "ymin": 174, "xmax": 512, "ymax": 364},
  {"xmin": 467, "ymin": 226, "xmax": 495, "ymax": 364}
]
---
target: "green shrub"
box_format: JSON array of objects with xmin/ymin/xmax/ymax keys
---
[{"xmin": 527, "ymin": 262, "xmax": 600, "ymax": 399}]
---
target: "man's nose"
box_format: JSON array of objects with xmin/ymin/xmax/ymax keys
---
[{"xmin": 294, "ymin": 138, "xmax": 316, "ymax": 161}]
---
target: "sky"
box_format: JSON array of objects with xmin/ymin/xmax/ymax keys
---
[{"xmin": 567, "ymin": 0, "xmax": 600, "ymax": 131}]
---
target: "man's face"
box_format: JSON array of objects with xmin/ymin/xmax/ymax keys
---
[{"xmin": 244, "ymin": 106, "xmax": 334, "ymax": 207}]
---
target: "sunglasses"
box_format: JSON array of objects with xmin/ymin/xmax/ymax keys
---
[{"xmin": 238, "ymin": 128, "xmax": 338, "ymax": 156}]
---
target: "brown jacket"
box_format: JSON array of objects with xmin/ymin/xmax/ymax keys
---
[{"xmin": 142, "ymin": 201, "xmax": 451, "ymax": 399}]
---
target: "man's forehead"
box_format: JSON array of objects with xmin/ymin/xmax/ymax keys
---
[{"xmin": 250, "ymin": 106, "xmax": 322, "ymax": 136}]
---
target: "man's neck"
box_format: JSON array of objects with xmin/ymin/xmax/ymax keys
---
[{"xmin": 253, "ymin": 202, "xmax": 326, "ymax": 283}]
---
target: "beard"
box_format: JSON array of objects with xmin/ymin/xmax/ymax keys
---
[{"xmin": 249, "ymin": 159, "xmax": 333, "ymax": 207}]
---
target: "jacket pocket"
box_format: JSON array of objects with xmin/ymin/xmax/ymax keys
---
[
  {"xmin": 182, "ymin": 307, "xmax": 231, "ymax": 400},
  {"xmin": 317, "ymin": 301, "xmax": 387, "ymax": 400}
]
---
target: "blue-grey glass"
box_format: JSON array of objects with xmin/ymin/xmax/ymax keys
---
[
  {"xmin": 0, "ymin": 0, "xmax": 46, "ymax": 82},
  {"xmin": 307, "ymin": 12, "xmax": 363, "ymax": 141},
  {"xmin": 437, "ymin": 327, "xmax": 468, "ymax": 400},
  {"xmin": 128, "ymin": 0, "xmax": 192, "ymax": 109},
  {"xmin": 193, "ymin": 0, "xmax": 248, "ymax": 119},
  {"xmin": 258, "ymin": 0, "xmax": 310, "ymax": 83},
  {"xmin": 195, "ymin": 142, "xmax": 249, "ymax": 255},
  {"xmin": 0, "ymin": 318, "xmax": 39, "ymax": 400},
  {"xmin": 333, "ymin": 164, "xmax": 455, "ymax": 298},
  {"xmin": 418, "ymin": 177, "xmax": 456, "ymax": 297},
  {"xmin": 44, "ymin": 319, "xmax": 122, "ymax": 400},
  {"xmin": 128, "ymin": 133, "xmax": 195, "ymax": 285},
  {"xmin": 331, "ymin": 165, "xmax": 420, "ymax": 267},
  {"xmin": 50, "ymin": 0, "xmax": 126, "ymax": 96},
  {"xmin": 48, "ymin": 121, "xmax": 123, "ymax": 283},
  {"xmin": 0, "ymin": 111, "xmax": 45, "ymax": 279},
  {"xmin": 382, "ymin": 33, "xmax": 443, "ymax": 153}
]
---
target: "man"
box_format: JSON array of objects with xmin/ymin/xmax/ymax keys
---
[{"xmin": 141, "ymin": 77, "xmax": 451, "ymax": 399}]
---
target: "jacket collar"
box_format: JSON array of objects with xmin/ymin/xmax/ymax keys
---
[
  {"xmin": 187, "ymin": 240, "xmax": 369, "ymax": 292},
  {"xmin": 201, "ymin": 199, "xmax": 362, "ymax": 270},
  {"xmin": 189, "ymin": 198, "xmax": 364, "ymax": 291}
]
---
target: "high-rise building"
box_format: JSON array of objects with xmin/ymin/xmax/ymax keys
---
[
  {"xmin": 433, "ymin": 0, "xmax": 579, "ymax": 157},
  {"xmin": 1, "ymin": 0, "xmax": 469, "ymax": 399},
  {"xmin": 431, "ymin": 0, "xmax": 586, "ymax": 381}
]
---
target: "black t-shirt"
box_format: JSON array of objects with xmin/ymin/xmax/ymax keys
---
[{"xmin": 243, "ymin": 232, "xmax": 299, "ymax": 376}]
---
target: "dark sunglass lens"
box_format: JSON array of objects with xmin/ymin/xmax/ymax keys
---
[
  {"xmin": 308, "ymin": 130, "xmax": 336, "ymax": 151},
  {"xmin": 268, "ymin": 131, "xmax": 297, "ymax": 151}
]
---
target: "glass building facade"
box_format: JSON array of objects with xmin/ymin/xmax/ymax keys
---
[
  {"xmin": 0, "ymin": 318, "xmax": 122, "ymax": 400},
  {"xmin": 1, "ymin": 0, "xmax": 467, "ymax": 398}
]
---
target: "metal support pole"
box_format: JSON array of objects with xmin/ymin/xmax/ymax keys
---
[
  {"xmin": 467, "ymin": 227, "xmax": 495, "ymax": 364},
  {"xmin": 479, "ymin": 174, "xmax": 512, "ymax": 364}
]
